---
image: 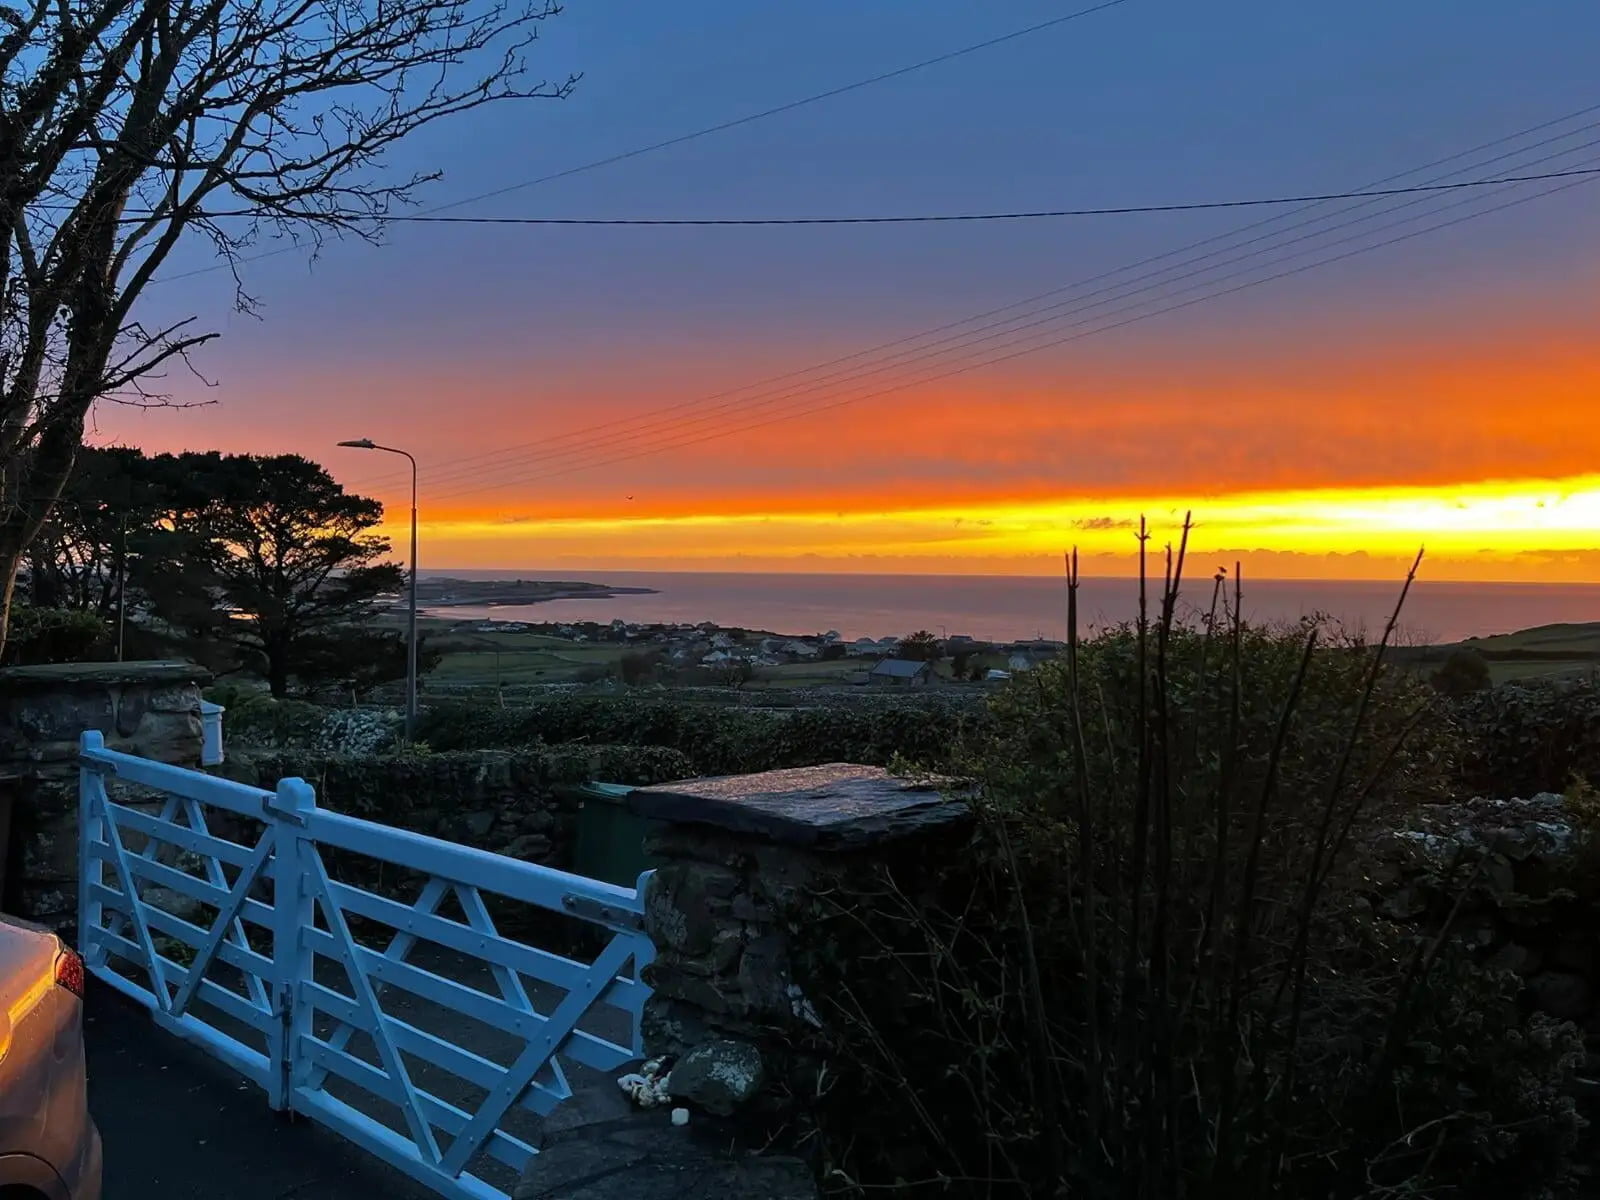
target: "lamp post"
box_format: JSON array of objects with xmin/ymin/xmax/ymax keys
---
[{"xmin": 337, "ymin": 438, "xmax": 418, "ymax": 740}]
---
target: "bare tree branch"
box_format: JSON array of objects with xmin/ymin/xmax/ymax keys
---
[{"xmin": 0, "ymin": 0, "xmax": 572, "ymax": 647}]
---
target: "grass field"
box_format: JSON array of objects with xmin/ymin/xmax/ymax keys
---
[
  {"xmin": 418, "ymin": 620, "xmax": 1003, "ymax": 694},
  {"xmin": 1390, "ymin": 621, "xmax": 1600, "ymax": 685},
  {"xmin": 419, "ymin": 616, "xmax": 1600, "ymax": 697}
]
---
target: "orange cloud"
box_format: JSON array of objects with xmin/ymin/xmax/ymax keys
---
[{"xmin": 97, "ymin": 301, "xmax": 1600, "ymax": 581}]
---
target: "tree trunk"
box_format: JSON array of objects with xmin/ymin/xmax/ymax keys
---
[
  {"xmin": 266, "ymin": 641, "xmax": 290, "ymax": 699},
  {"xmin": 0, "ymin": 549, "xmax": 19, "ymax": 662}
]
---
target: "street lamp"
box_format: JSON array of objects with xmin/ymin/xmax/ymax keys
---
[{"xmin": 337, "ymin": 438, "xmax": 418, "ymax": 740}]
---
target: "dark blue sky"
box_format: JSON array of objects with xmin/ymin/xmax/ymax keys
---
[{"xmin": 132, "ymin": 0, "xmax": 1600, "ymax": 371}]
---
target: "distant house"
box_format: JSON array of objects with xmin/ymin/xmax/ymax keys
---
[
  {"xmin": 984, "ymin": 668, "xmax": 1012, "ymax": 683},
  {"xmin": 1007, "ymin": 653, "xmax": 1035, "ymax": 672},
  {"xmin": 702, "ymin": 650, "xmax": 734, "ymax": 665},
  {"xmin": 869, "ymin": 659, "xmax": 932, "ymax": 687},
  {"xmin": 847, "ymin": 637, "xmax": 882, "ymax": 657},
  {"xmin": 784, "ymin": 641, "xmax": 820, "ymax": 659},
  {"xmin": 711, "ymin": 633, "xmax": 737, "ymax": 650}
]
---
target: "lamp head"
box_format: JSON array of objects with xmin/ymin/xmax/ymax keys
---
[{"xmin": 337, "ymin": 438, "xmax": 377, "ymax": 449}]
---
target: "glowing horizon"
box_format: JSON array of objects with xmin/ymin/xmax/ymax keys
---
[{"xmin": 372, "ymin": 471, "xmax": 1600, "ymax": 583}]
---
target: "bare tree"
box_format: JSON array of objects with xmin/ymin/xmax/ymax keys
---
[{"xmin": 0, "ymin": 0, "xmax": 574, "ymax": 651}]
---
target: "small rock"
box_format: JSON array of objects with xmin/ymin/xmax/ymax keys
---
[
  {"xmin": 1528, "ymin": 970, "xmax": 1594, "ymax": 1021},
  {"xmin": 464, "ymin": 810, "xmax": 496, "ymax": 838},
  {"xmin": 709, "ymin": 928, "xmax": 744, "ymax": 973},
  {"xmin": 671, "ymin": 1107, "xmax": 689, "ymax": 1127},
  {"xmin": 669, "ymin": 1039, "xmax": 766, "ymax": 1116}
]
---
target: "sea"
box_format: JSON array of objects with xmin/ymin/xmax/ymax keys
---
[{"xmin": 420, "ymin": 570, "xmax": 1600, "ymax": 645}]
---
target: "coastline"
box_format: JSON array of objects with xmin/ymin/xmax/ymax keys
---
[{"xmin": 412, "ymin": 577, "xmax": 658, "ymax": 610}]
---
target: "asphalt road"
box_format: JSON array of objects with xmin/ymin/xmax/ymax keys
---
[{"xmin": 85, "ymin": 986, "xmax": 434, "ymax": 1200}]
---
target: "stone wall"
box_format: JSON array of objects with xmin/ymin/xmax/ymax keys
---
[
  {"xmin": 1364, "ymin": 791, "xmax": 1600, "ymax": 1046},
  {"xmin": 625, "ymin": 764, "xmax": 972, "ymax": 1125},
  {"xmin": 243, "ymin": 750, "xmax": 580, "ymax": 868},
  {"xmin": 0, "ymin": 661, "xmax": 209, "ymax": 927},
  {"xmin": 234, "ymin": 742, "xmax": 695, "ymax": 873}
]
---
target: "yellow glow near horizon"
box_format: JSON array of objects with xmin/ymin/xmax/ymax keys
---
[{"xmin": 388, "ymin": 473, "xmax": 1600, "ymax": 581}]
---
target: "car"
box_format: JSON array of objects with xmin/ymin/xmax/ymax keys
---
[{"xmin": 0, "ymin": 914, "xmax": 102, "ymax": 1200}]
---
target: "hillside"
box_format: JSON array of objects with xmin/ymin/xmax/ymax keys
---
[{"xmin": 1393, "ymin": 620, "xmax": 1600, "ymax": 684}]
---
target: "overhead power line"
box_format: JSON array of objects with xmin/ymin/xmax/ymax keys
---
[
  {"xmin": 345, "ymin": 105, "xmax": 1600, "ymax": 494},
  {"xmin": 322, "ymin": 168, "xmax": 1600, "ymax": 226},
  {"xmin": 341, "ymin": 104, "xmax": 1600, "ymax": 497},
  {"xmin": 423, "ymin": 162, "xmax": 1600, "ymax": 506},
  {"xmin": 423, "ymin": 0, "xmax": 1132, "ymax": 216},
  {"xmin": 152, "ymin": 0, "xmax": 1130, "ymax": 284},
  {"xmin": 358, "ymin": 135, "xmax": 1600, "ymax": 500}
]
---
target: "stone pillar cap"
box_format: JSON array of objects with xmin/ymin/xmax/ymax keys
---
[
  {"xmin": 625, "ymin": 762, "xmax": 971, "ymax": 849},
  {"xmin": 0, "ymin": 660, "xmax": 212, "ymax": 688}
]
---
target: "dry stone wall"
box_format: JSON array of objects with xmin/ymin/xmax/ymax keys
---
[
  {"xmin": 1361, "ymin": 791, "xmax": 1600, "ymax": 1064},
  {"xmin": 0, "ymin": 661, "xmax": 209, "ymax": 927},
  {"xmin": 625, "ymin": 764, "xmax": 973, "ymax": 1129}
]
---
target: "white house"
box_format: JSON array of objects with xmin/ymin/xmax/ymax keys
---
[{"xmin": 785, "ymin": 641, "xmax": 820, "ymax": 659}]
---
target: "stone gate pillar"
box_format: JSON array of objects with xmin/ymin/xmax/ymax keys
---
[
  {"xmin": 0, "ymin": 661, "xmax": 211, "ymax": 928},
  {"xmin": 625, "ymin": 763, "xmax": 972, "ymax": 1122}
]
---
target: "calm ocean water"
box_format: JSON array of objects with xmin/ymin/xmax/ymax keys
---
[{"xmin": 422, "ymin": 570, "xmax": 1600, "ymax": 645}]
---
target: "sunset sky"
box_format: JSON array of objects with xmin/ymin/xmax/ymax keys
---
[{"xmin": 96, "ymin": 0, "xmax": 1600, "ymax": 582}]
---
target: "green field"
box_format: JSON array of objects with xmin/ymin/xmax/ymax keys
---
[
  {"xmin": 1391, "ymin": 621, "xmax": 1600, "ymax": 685},
  {"xmin": 422, "ymin": 624, "xmax": 629, "ymax": 688},
  {"xmin": 419, "ymin": 616, "xmax": 1600, "ymax": 697},
  {"xmin": 418, "ymin": 621, "xmax": 1005, "ymax": 695}
]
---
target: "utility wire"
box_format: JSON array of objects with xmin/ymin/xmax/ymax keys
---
[
  {"xmin": 424, "ymin": 163, "xmax": 1600, "ymax": 505},
  {"xmin": 86, "ymin": 165, "xmax": 1600, "ymax": 226},
  {"xmin": 417, "ymin": 0, "xmax": 1132, "ymax": 216},
  {"xmin": 151, "ymin": 0, "xmax": 1130, "ymax": 284},
  {"xmin": 344, "ymin": 104, "xmax": 1600, "ymax": 493},
  {"xmin": 419, "ymin": 147, "xmax": 1600, "ymax": 501},
  {"xmin": 314, "ymin": 168, "xmax": 1600, "ymax": 225},
  {"xmin": 344, "ymin": 108, "xmax": 1600, "ymax": 495}
]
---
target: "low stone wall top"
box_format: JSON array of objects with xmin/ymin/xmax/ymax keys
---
[
  {"xmin": 627, "ymin": 762, "xmax": 971, "ymax": 848},
  {"xmin": 0, "ymin": 660, "xmax": 212, "ymax": 689},
  {"xmin": 0, "ymin": 659, "xmax": 211, "ymax": 778}
]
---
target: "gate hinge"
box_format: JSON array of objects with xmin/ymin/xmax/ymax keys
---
[{"xmin": 562, "ymin": 893, "xmax": 644, "ymax": 933}]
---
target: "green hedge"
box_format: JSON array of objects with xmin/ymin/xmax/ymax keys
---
[
  {"xmin": 1453, "ymin": 675, "xmax": 1600, "ymax": 797},
  {"xmin": 2, "ymin": 605, "xmax": 109, "ymax": 665},
  {"xmin": 415, "ymin": 694, "xmax": 979, "ymax": 775},
  {"xmin": 248, "ymin": 743, "xmax": 695, "ymax": 822}
]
